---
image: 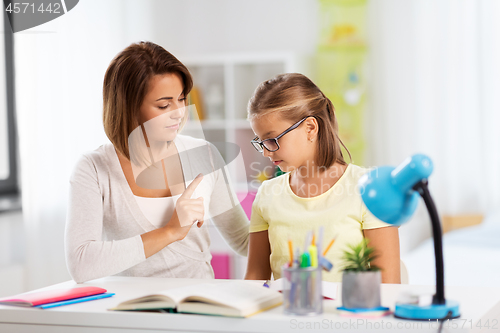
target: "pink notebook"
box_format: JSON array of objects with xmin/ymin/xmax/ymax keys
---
[{"xmin": 0, "ymin": 287, "xmax": 107, "ymax": 307}]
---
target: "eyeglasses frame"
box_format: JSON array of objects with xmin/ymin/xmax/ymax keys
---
[{"xmin": 250, "ymin": 117, "xmax": 309, "ymax": 153}]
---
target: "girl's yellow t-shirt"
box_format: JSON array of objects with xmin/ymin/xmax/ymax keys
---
[{"xmin": 249, "ymin": 164, "xmax": 392, "ymax": 282}]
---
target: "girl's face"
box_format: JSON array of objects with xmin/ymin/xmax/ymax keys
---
[
  {"xmin": 250, "ymin": 113, "xmax": 316, "ymax": 173},
  {"xmin": 139, "ymin": 73, "xmax": 186, "ymax": 143}
]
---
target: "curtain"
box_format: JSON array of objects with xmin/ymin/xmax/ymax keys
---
[
  {"xmin": 366, "ymin": 0, "xmax": 500, "ymax": 252},
  {"xmin": 15, "ymin": 0, "xmax": 155, "ymax": 290}
]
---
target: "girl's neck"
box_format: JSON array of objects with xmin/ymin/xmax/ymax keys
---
[
  {"xmin": 292, "ymin": 162, "xmax": 346, "ymax": 182},
  {"xmin": 289, "ymin": 162, "xmax": 348, "ymax": 198}
]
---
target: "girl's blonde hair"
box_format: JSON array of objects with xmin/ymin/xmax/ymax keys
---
[
  {"xmin": 247, "ymin": 73, "xmax": 350, "ymax": 168},
  {"xmin": 103, "ymin": 41, "xmax": 193, "ymax": 160}
]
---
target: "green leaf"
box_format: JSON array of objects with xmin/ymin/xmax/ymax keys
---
[{"xmin": 340, "ymin": 238, "xmax": 381, "ymax": 272}]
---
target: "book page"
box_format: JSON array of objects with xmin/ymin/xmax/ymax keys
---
[
  {"xmin": 174, "ymin": 281, "xmax": 281, "ymax": 311},
  {"xmin": 112, "ymin": 289, "xmax": 183, "ymax": 310}
]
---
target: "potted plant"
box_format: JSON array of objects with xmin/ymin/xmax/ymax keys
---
[{"xmin": 341, "ymin": 238, "xmax": 382, "ymax": 309}]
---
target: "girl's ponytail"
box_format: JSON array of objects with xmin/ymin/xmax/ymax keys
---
[{"xmin": 316, "ymin": 97, "xmax": 351, "ymax": 168}]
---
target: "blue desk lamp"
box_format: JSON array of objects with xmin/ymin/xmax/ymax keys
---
[{"xmin": 358, "ymin": 154, "xmax": 460, "ymax": 320}]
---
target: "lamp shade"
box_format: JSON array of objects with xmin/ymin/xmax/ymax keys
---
[{"xmin": 358, "ymin": 154, "xmax": 434, "ymax": 226}]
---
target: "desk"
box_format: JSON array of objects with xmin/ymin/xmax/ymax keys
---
[{"xmin": 0, "ymin": 276, "xmax": 499, "ymax": 333}]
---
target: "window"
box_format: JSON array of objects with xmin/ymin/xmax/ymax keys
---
[{"xmin": 0, "ymin": 9, "xmax": 18, "ymax": 197}]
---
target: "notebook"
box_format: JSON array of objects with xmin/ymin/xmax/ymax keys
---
[
  {"xmin": 35, "ymin": 293, "xmax": 115, "ymax": 309},
  {"xmin": 0, "ymin": 286, "xmax": 108, "ymax": 307},
  {"xmin": 109, "ymin": 281, "xmax": 282, "ymax": 318}
]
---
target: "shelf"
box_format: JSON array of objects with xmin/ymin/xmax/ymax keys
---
[
  {"xmin": 183, "ymin": 119, "xmax": 226, "ymax": 131},
  {"xmin": 183, "ymin": 119, "xmax": 251, "ymax": 131},
  {"xmin": 179, "ymin": 53, "xmax": 296, "ymax": 278},
  {"xmin": 234, "ymin": 120, "xmax": 251, "ymax": 129},
  {"xmin": 182, "ymin": 52, "xmax": 295, "ymax": 67}
]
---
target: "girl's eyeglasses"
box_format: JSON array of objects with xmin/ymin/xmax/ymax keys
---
[{"xmin": 250, "ymin": 117, "xmax": 308, "ymax": 153}]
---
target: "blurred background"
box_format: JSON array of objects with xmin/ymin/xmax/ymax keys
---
[{"xmin": 0, "ymin": 0, "xmax": 499, "ymax": 296}]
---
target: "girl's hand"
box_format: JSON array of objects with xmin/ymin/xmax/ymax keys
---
[{"xmin": 164, "ymin": 174, "xmax": 205, "ymax": 241}]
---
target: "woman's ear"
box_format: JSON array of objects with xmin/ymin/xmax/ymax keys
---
[{"xmin": 304, "ymin": 117, "xmax": 319, "ymax": 142}]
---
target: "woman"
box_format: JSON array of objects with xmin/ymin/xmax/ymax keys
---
[{"xmin": 65, "ymin": 41, "xmax": 249, "ymax": 283}]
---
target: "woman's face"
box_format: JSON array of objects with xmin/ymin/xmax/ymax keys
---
[{"xmin": 139, "ymin": 73, "xmax": 186, "ymax": 143}]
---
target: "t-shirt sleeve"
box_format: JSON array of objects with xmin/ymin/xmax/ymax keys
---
[
  {"xmin": 249, "ymin": 185, "xmax": 269, "ymax": 233},
  {"xmin": 361, "ymin": 203, "xmax": 393, "ymax": 230}
]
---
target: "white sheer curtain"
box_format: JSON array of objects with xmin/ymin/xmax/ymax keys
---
[
  {"xmin": 15, "ymin": 0, "xmax": 155, "ymax": 290},
  {"xmin": 366, "ymin": 0, "xmax": 500, "ymax": 252}
]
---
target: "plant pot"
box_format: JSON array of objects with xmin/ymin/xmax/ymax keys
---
[{"xmin": 341, "ymin": 270, "xmax": 381, "ymax": 309}]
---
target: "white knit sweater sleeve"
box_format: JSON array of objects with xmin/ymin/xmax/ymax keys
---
[
  {"xmin": 206, "ymin": 142, "xmax": 249, "ymax": 257},
  {"xmin": 64, "ymin": 154, "xmax": 146, "ymax": 283}
]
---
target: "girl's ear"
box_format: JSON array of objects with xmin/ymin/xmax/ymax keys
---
[{"xmin": 304, "ymin": 117, "xmax": 319, "ymax": 141}]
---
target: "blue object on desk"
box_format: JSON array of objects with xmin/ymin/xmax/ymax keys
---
[
  {"xmin": 319, "ymin": 256, "xmax": 333, "ymax": 272},
  {"xmin": 395, "ymin": 301, "xmax": 460, "ymax": 320},
  {"xmin": 35, "ymin": 293, "xmax": 115, "ymax": 309},
  {"xmin": 358, "ymin": 154, "xmax": 460, "ymax": 320},
  {"xmin": 337, "ymin": 306, "xmax": 390, "ymax": 313}
]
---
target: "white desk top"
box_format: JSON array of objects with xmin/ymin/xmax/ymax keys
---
[{"xmin": 0, "ymin": 276, "xmax": 499, "ymax": 333}]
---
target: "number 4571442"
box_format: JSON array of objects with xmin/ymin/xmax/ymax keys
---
[{"xmin": 5, "ymin": 2, "xmax": 62, "ymax": 14}]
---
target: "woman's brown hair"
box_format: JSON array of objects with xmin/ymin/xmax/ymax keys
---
[
  {"xmin": 103, "ymin": 41, "xmax": 193, "ymax": 160},
  {"xmin": 247, "ymin": 73, "xmax": 350, "ymax": 168}
]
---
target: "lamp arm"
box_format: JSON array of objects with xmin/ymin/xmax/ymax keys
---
[{"xmin": 413, "ymin": 179, "xmax": 446, "ymax": 305}]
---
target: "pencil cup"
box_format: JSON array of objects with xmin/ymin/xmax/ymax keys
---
[{"xmin": 282, "ymin": 265, "xmax": 323, "ymax": 316}]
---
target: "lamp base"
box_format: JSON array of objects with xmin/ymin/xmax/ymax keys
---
[{"xmin": 394, "ymin": 300, "xmax": 460, "ymax": 320}]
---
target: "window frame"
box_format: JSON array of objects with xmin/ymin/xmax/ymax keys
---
[{"xmin": 0, "ymin": 9, "xmax": 18, "ymax": 196}]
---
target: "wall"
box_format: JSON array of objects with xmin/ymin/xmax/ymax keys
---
[
  {"xmin": 2, "ymin": 0, "xmax": 451, "ymax": 293},
  {"xmin": 0, "ymin": 211, "xmax": 24, "ymax": 297},
  {"xmin": 5, "ymin": 0, "xmax": 322, "ymax": 291}
]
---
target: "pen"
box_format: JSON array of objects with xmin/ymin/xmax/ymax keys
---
[
  {"xmin": 288, "ymin": 239, "xmax": 294, "ymax": 266},
  {"xmin": 263, "ymin": 280, "xmax": 270, "ymax": 288},
  {"xmin": 319, "ymin": 256, "xmax": 333, "ymax": 271},
  {"xmin": 300, "ymin": 252, "xmax": 311, "ymax": 268},
  {"xmin": 290, "ymin": 247, "xmax": 301, "ymax": 308},
  {"xmin": 309, "ymin": 245, "xmax": 318, "ymax": 267},
  {"xmin": 293, "ymin": 247, "xmax": 300, "ymax": 267},
  {"xmin": 317, "ymin": 226, "xmax": 324, "ymax": 256},
  {"xmin": 323, "ymin": 238, "xmax": 336, "ymax": 256},
  {"xmin": 299, "ymin": 252, "xmax": 310, "ymax": 308}
]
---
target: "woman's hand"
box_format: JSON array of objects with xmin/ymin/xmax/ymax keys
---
[
  {"xmin": 140, "ymin": 174, "xmax": 205, "ymax": 258},
  {"xmin": 164, "ymin": 173, "xmax": 205, "ymax": 241}
]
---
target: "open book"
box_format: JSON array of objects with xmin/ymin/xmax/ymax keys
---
[{"xmin": 109, "ymin": 281, "xmax": 282, "ymax": 318}]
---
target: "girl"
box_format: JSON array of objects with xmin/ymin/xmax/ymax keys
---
[
  {"xmin": 65, "ymin": 41, "xmax": 249, "ymax": 283},
  {"xmin": 244, "ymin": 73, "xmax": 400, "ymax": 283}
]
